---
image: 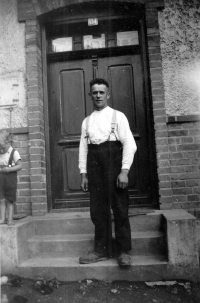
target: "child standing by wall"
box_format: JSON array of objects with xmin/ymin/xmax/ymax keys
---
[{"xmin": 0, "ymin": 130, "xmax": 22, "ymax": 226}]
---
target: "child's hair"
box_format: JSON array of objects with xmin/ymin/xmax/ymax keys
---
[{"xmin": 0, "ymin": 130, "xmax": 10, "ymax": 143}]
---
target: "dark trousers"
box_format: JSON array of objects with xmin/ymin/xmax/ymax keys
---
[{"xmin": 87, "ymin": 141, "xmax": 132, "ymax": 257}]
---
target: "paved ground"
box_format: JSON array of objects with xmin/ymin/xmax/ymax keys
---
[{"xmin": 1, "ymin": 277, "xmax": 200, "ymax": 303}]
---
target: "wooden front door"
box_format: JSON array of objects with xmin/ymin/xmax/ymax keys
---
[{"xmin": 48, "ymin": 49, "xmax": 156, "ymax": 209}]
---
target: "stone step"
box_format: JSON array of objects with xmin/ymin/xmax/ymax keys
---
[
  {"xmin": 18, "ymin": 255, "xmax": 169, "ymax": 282},
  {"xmin": 28, "ymin": 231, "xmax": 166, "ymax": 258},
  {"xmin": 33, "ymin": 212, "xmax": 162, "ymax": 235}
]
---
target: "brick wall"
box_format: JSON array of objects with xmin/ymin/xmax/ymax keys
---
[
  {"xmin": 146, "ymin": 6, "xmax": 172, "ymax": 209},
  {"xmin": 25, "ymin": 19, "xmax": 48, "ymax": 216},
  {"xmin": 167, "ymin": 117, "xmax": 200, "ymax": 213},
  {"xmin": 12, "ymin": 130, "xmax": 31, "ymax": 215}
]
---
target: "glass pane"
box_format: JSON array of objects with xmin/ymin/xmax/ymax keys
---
[
  {"xmin": 117, "ymin": 31, "xmax": 139, "ymax": 46},
  {"xmin": 83, "ymin": 34, "xmax": 105, "ymax": 50},
  {"xmin": 52, "ymin": 37, "xmax": 73, "ymax": 52}
]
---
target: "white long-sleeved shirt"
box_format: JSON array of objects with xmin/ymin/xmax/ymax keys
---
[{"xmin": 79, "ymin": 106, "xmax": 137, "ymax": 174}]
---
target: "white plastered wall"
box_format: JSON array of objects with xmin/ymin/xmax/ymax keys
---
[
  {"xmin": 159, "ymin": 0, "xmax": 200, "ymax": 116},
  {"xmin": 0, "ymin": 0, "xmax": 27, "ymax": 128}
]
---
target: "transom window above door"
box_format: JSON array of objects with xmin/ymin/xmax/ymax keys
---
[
  {"xmin": 51, "ymin": 31, "xmax": 139, "ymax": 53},
  {"xmin": 46, "ymin": 17, "xmax": 140, "ymax": 54}
]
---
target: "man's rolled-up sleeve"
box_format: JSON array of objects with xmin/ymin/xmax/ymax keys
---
[{"xmin": 79, "ymin": 120, "xmax": 88, "ymax": 174}]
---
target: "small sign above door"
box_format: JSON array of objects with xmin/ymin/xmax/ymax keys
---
[{"xmin": 88, "ymin": 18, "xmax": 98, "ymax": 26}]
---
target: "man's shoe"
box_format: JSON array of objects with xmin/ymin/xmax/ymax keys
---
[
  {"xmin": 79, "ymin": 251, "xmax": 108, "ymax": 264},
  {"xmin": 118, "ymin": 252, "xmax": 131, "ymax": 267}
]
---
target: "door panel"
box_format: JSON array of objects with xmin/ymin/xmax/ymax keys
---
[
  {"xmin": 61, "ymin": 69, "xmax": 86, "ymax": 135},
  {"xmin": 48, "ymin": 53, "xmax": 152, "ymax": 208}
]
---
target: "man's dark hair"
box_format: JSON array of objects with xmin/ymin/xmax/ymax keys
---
[{"xmin": 90, "ymin": 78, "xmax": 109, "ymax": 89}]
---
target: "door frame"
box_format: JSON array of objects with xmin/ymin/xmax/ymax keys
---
[{"xmin": 42, "ymin": 3, "xmax": 159, "ymax": 212}]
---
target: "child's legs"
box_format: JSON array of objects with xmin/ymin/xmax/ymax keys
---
[
  {"xmin": 0, "ymin": 198, "xmax": 6, "ymax": 223},
  {"xmin": 7, "ymin": 199, "xmax": 14, "ymax": 225}
]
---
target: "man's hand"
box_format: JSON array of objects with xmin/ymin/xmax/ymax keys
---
[
  {"xmin": 116, "ymin": 169, "xmax": 129, "ymax": 189},
  {"xmin": 81, "ymin": 173, "xmax": 89, "ymax": 192}
]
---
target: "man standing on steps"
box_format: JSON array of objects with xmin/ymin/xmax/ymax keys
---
[{"xmin": 78, "ymin": 78, "xmax": 137, "ymax": 266}]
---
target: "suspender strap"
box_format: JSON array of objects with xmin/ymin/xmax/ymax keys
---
[
  {"xmin": 111, "ymin": 110, "xmax": 117, "ymax": 133},
  {"xmin": 85, "ymin": 109, "xmax": 118, "ymax": 143},
  {"xmin": 8, "ymin": 148, "xmax": 15, "ymax": 167}
]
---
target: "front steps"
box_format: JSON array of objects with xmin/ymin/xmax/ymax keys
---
[
  {"xmin": 1, "ymin": 210, "xmax": 199, "ymax": 282},
  {"xmin": 17, "ymin": 211, "xmax": 168, "ymax": 281}
]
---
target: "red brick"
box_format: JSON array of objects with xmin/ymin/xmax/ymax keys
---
[
  {"xmin": 32, "ymin": 203, "xmax": 48, "ymax": 210},
  {"xmin": 18, "ymin": 183, "xmax": 30, "ymax": 190},
  {"xmin": 188, "ymin": 195, "xmax": 200, "ymax": 202},
  {"xmin": 168, "ymin": 138, "xmax": 181, "ymax": 144},
  {"xmin": 159, "ymin": 188, "xmax": 172, "ymax": 196},
  {"xmin": 193, "ymin": 187, "xmax": 200, "ymax": 194},
  {"xmin": 189, "ymin": 129, "xmax": 200, "ymax": 136},
  {"xmin": 158, "ymin": 174, "xmax": 171, "ymax": 181},
  {"xmin": 177, "ymin": 144, "xmax": 200, "ymax": 151},
  {"xmin": 156, "ymin": 145, "xmax": 169, "ymax": 153},
  {"xmin": 30, "ymin": 161, "xmax": 45, "ymax": 168},
  {"xmin": 18, "ymin": 189, "xmax": 31, "ymax": 196},
  {"xmin": 183, "ymin": 151, "xmax": 197, "ymax": 158},
  {"xmin": 152, "ymin": 94, "xmax": 165, "ymax": 102},
  {"xmin": 158, "ymin": 167, "xmax": 170, "ymax": 174},
  {"xmin": 148, "ymin": 47, "xmax": 161, "ymax": 54},
  {"xmin": 29, "ymin": 133, "xmax": 44, "ymax": 140},
  {"xmin": 157, "ymin": 160, "xmax": 169, "ymax": 168},
  {"xmin": 153, "ymin": 109, "xmax": 166, "ymax": 116},
  {"xmin": 171, "ymin": 166, "xmax": 186, "ymax": 173},
  {"xmin": 169, "ymin": 152, "xmax": 184, "ymax": 159},
  {"xmin": 153, "ymin": 102, "xmax": 165, "ymax": 109},
  {"xmin": 29, "ymin": 147, "xmax": 44, "ymax": 154},
  {"xmin": 155, "ymin": 123, "xmax": 167, "ymax": 131},
  {"xmin": 30, "ymin": 174, "xmax": 45, "ymax": 182},
  {"xmin": 149, "ymin": 53, "xmax": 162, "ymax": 61},
  {"xmin": 31, "ymin": 196, "xmax": 47, "ymax": 203},
  {"xmin": 172, "ymin": 188, "xmax": 192, "ymax": 195},
  {"xmin": 170, "ymin": 159, "xmax": 191, "ymax": 166},
  {"xmin": 152, "ymin": 88, "xmax": 164, "ymax": 95},
  {"xmin": 186, "ymin": 180, "xmax": 200, "ymax": 187},
  {"xmin": 171, "ymin": 181, "xmax": 186, "ymax": 188},
  {"xmin": 29, "ymin": 119, "xmax": 44, "ymax": 127},
  {"xmin": 179, "ymin": 172, "xmax": 200, "ymax": 179},
  {"xmin": 172, "ymin": 202, "xmax": 194, "ymax": 209},
  {"xmin": 19, "ymin": 176, "xmax": 30, "ymax": 182},
  {"xmin": 29, "ymin": 126, "xmax": 44, "ymax": 133},
  {"xmin": 16, "ymin": 197, "xmax": 28, "ymax": 203},
  {"xmin": 168, "ymin": 130, "xmax": 188, "ymax": 137},
  {"xmin": 31, "ymin": 182, "xmax": 46, "ymax": 189},
  {"xmin": 156, "ymin": 138, "xmax": 168, "ymax": 145},
  {"xmin": 22, "ymin": 203, "xmax": 32, "ymax": 211},
  {"xmin": 181, "ymin": 137, "xmax": 193, "ymax": 144},
  {"xmin": 156, "ymin": 153, "xmax": 169, "ymax": 160},
  {"xmin": 159, "ymin": 181, "xmax": 171, "ymax": 188},
  {"xmin": 150, "ymin": 61, "xmax": 162, "ymax": 68},
  {"xmin": 172, "ymin": 195, "xmax": 187, "ymax": 203},
  {"xmin": 170, "ymin": 173, "xmax": 180, "ymax": 180}
]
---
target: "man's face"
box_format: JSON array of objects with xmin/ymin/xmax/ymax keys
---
[{"xmin": 90, "ymin": 84, "xmax": 110, "ymax": 110}]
